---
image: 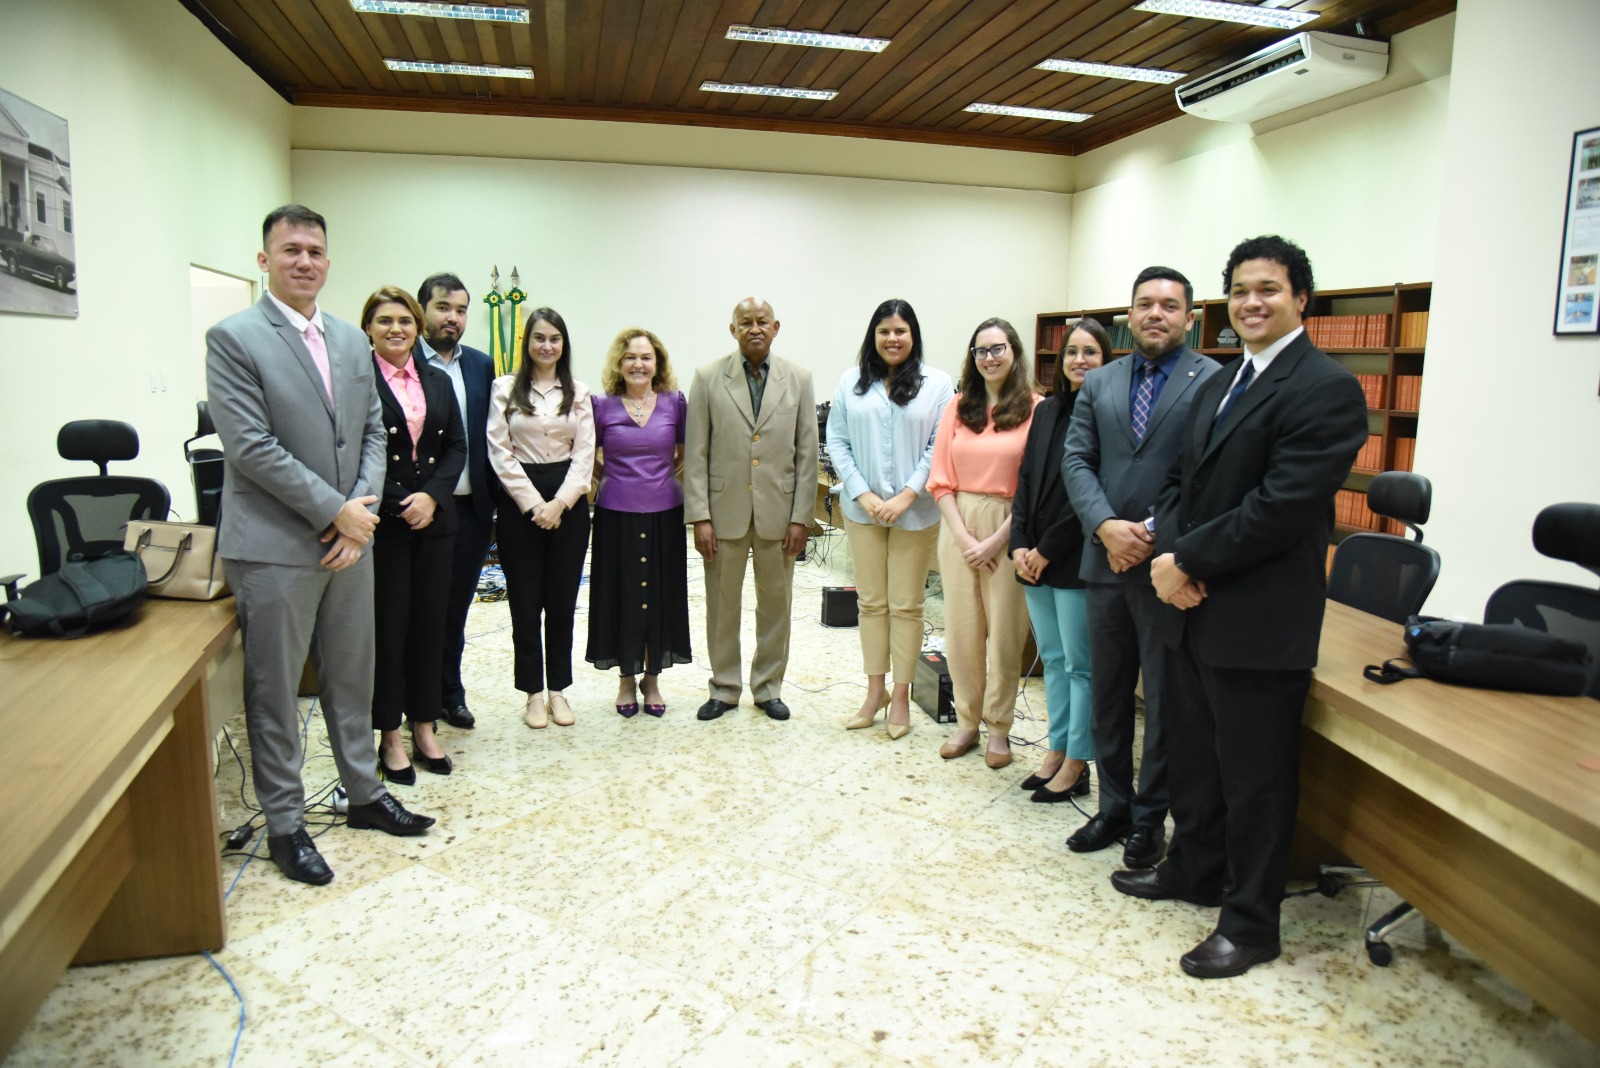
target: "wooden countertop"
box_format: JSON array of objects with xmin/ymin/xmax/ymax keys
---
[
  {"xmin": 0, "ymin": 598, "xmax": 238, "ymax": 947},
  {"xmin": 1311, "ymin": 600, "xmax": 1600, "ymax": 854}
]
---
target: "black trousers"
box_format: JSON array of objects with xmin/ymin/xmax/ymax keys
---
[
  {"xmin": 371, "ymin": 519, "xmax": 454, "ymax": 730},
  {"xmin": 1158, "ymin": 630, "xmax": 1311, "ymax": 945},
  {"xmin": 440, "ymin": 494, "xmax": 495, "ymax": 708},
  {"xmin": 497, "ymin": 460, "xmax": 590, "ymax": 694},
  {"xmin": 1086, "ymin": 579, "xmax": 1170, "ymax": 828}
]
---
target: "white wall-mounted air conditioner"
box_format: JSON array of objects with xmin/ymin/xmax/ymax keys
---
[{"xmin": 1176, "ymin": 32, "xmax": 1389, "ymax": 124}]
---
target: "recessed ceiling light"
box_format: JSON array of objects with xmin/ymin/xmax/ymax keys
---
[
  {"xmin": 725, "ymin": 24, "xmax": 890, "ymax": 53},
  {"xmin": 1133, "ymin": 0, "xmax": 1317, "ymax": 30},
  {"xmin": 352, "ymin": 1, "xmax": 530, "ymax": 23},
  {"xmin": 700, "ymin": 81, "xmax": 838, "ymax": 101},
  {"xmin": 385, "ymin": 58, "xmax": 534, "ymax": 78},
  {"xmin": 1035, "ymin": 58, "xmax": 1184, "ymax": 84},
  {"xmin": 964, "ymin": 102, "xmax": 1092, "ymax": 123}
]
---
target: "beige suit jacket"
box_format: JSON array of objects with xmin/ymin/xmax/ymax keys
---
[{"xmin": 683, "ymin": 351, "xmax": 818, "ymax": 542}]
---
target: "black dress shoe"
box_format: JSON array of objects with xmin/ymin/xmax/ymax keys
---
[
  {"xmin": 412, "ymin": 747, "xmax": 453, "ymax": 776},
  {"xmin": 1180, "ymin": 932, "xmax": 1281, "ymax": 978},
  {"xmin": 1110, "ymin": 867, "xmax": 1224, "ymax": 907},
  {"xmin": 346, "ymin": 792, "xmax": 436, "ymax": 836},
  {"xmin": 441, "ymin": 704, "xmax": 476, "ymax": 729},
  {"xmin": 1066, "ymin": 812, "xmax": 1129, "ymax": 853},
  {"xmin": 267, "ymin": 828, "xmax": 333, "ymax": 885},
  {"xmin": 755, "ymin": 698, "xmax": 791, "ymax": 721},
  {"xmin": 697, "ymin": 697, "xmax": 736, "ymax": 721},
  {"xmin": 1032, "ymin": 766, "xmax": 1091, "ymax": 802},
  {"xmin": 1122, "ymin": 823, "xmax": 1166, "ymax": 869},
  {"xmin": 378, "ymin": 755, "xmax": 416, "ymax": 787}
]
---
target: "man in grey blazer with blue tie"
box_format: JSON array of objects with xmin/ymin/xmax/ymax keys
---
[
  {"xmin": 207, "ymin": 204, "xmax": 435, "ymax": 885},
  {"xmin": 1063, "ymin": 266, "xmax": 1218, "ymax": 870}
]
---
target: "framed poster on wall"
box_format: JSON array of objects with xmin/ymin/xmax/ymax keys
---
[
  {"xmin": 0, "ymin": 87, "xmax": 75, "ymax": 318},
  {"xmin": 1554, "ymin": 125, "xmax": 1600, "ymax": 336}
]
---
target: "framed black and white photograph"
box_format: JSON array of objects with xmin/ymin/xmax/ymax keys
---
[
  {"xmin": 0, "ymin": 87, "xmax": 75, "ymax": 318},
  {"xmin": 1553, "ymin": 126, "xmax": 1600, "ymax": 336}
]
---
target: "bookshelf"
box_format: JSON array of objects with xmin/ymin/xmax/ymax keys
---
[{"xmin": 1035, "ymin": 281, "xmax": 1431, "ymax": 540}]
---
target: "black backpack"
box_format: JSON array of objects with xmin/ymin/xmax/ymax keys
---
[{"xmin": 0, "ymin": 553, "xmax": 149, "ymax": 638}]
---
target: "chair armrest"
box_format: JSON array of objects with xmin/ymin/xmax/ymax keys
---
[{"xmin": 0, "ymin": 573, "xmax": 24, "ymax": 601}]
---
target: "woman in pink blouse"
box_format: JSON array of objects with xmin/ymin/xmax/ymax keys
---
[
  {"xmin": 487, "ymin": 308, "xmax": 596, "ymax": 729},
  {"xmin": 362, "ymin": 286, "xmax": 466, "ymax": 782},
  {"xmin": 926, "ymin": 317, "xmax": 1040, "ymax": 769}
]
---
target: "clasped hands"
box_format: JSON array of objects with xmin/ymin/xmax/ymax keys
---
[
  {"xmin": 1150, "ymin": 552, "xmax": 1207, "ymax": 610},
  {"xmin": 856, "ymin": 489, "xmax": 915, "ymax": 527},
  {"xmin": 320, "ymin": 495, "xmax": 380, "ymax": 571}
]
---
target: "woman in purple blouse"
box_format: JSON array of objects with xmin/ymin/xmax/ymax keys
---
[{"xmin": 585, "ymin": 328, "xmax": 693, "ymax": 716}]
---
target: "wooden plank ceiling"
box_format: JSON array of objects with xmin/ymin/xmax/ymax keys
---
[{"xmin": 182, "ymin": 0, "xmax": 1454, "ymax": 155}]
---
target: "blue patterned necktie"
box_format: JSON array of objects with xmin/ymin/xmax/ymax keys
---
[{"xmin": 1131, "ymin": 361, "xmax": 1156, "ymax": 443}]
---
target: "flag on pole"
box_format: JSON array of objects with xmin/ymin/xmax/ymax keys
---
[{"xmin": 482, "ymin": 266, "xmax": 527, "ymax": 377}]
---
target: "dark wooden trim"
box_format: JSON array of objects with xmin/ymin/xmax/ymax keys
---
[{"xmin": 178, "ymin": 0, "xmax": 294, "ymax": 101}]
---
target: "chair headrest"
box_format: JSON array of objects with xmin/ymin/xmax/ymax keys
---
[
  {"xmin": 195, "ymin": 401, "xmax": 215, "ymax": 438},
  {"xmin": 57, "ymin": 420, "xmax": 140, "ymax": 464},
  {"xmin": 1532, "ymin": 502, "xmax": 1600, "ymax": 571},
  {"xmin": 1367, "ymin": 471, "xmax": 1431, "ymax": 526}
]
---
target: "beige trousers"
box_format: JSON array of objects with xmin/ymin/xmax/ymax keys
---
[
  {"xmin": 844, "ymin": 518, "xmax": 938, "ymax": 685},
  {"xmin": 704, "ymin": 531, "xmax": 795, "ymax": 703},
  {"xmin": 937, "ymin": 492, "xmax": 1030, "ymax": 734}
]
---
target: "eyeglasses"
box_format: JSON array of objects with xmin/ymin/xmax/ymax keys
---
[{"xmin": 972, "ymin": 343, "xmax": 1010, "ymax": 360}]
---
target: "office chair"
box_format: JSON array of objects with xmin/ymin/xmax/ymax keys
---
[
  {"xmin": 1484, "ymin": 502, "xmax": 1600, "ymax": 700},
  {"xmin": 1320, "ymin": 470, "xmax": 1441, "ymax": 965},
  {"xmin": 25, "ymin": 420, "xmax": 171, "ymax": 576},
  {"xmin": 1327, "ymin": 472, "xmax": 1441, "ymax": 623},
  {"xmin": 186, "ymin": 401, "xmax": 225, "ymax": 527}
]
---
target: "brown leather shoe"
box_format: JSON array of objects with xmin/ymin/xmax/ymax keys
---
[
  {"xmin": 984, "ymin": 747, "xmax": 1013, "ymax": 769},
  {"xmin": 1179, "ymin": 932, "xmax": 1281, "ymax": 978}
]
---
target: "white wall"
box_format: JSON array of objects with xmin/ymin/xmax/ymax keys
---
[
  {"xmin": 0, "ymin": 0, "xmax": 291, "ymax": 575},
  {"xmin": 1415, "ymin": 0, "xmax": 1600, "ymax": 617},
  {"xmin": 1065, "ymin": 17, "xmax": 1452, "ymax": 307},
  {"xmin": 291, "ymin": 149, "xmax": 1071, "ymax": 398}
]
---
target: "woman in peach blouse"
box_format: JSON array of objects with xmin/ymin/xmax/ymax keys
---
[
  {"xmin": 926, "ymin": 318, "xmax": 1040, "ymax": 769},
  {"xmin": 487, "ymin": 308, "xmax": 595, "ymax": 729}
]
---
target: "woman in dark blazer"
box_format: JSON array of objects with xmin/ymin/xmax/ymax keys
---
[
  {"xmin": 361, "ymin": 286, "xmax": 466, "ymax": 783},
  {"xmin": 1011, "ymin": 318, "xmax": 1106, "ymax": 801}
]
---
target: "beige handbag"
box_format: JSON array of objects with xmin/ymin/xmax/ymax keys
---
[{"xmin": 124, "ymin": 520, "xmax": 230, "ymax": 600}]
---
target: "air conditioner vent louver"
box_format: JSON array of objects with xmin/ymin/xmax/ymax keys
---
[{"xmin": 1175, "ymin": 32, "xmax": 1388, "ymax": 123}]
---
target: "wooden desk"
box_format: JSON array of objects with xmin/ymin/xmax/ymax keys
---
[
  {"xmin": 0, "ymin": 599, "xmax": 239, "ymax": 1055},
  {"xmin": 1301, "ymin": 601, "xmax": 1600, "ymax": 1043}
]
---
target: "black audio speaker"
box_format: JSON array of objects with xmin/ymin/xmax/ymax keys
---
[
  {"xmin": 912, "ymin": 651, "xmax": 955, "ymax": 723},
  {"xmin": 821, "ymin": 586, "xmax": 859, "ymax": 627}
]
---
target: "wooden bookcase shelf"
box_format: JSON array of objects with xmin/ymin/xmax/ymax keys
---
[{"xmin": 1036, "ymin": 281, "xmax": 1430, "ymax": 542}]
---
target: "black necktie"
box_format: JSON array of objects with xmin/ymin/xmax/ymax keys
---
[{"xmin": 1213, "ymin": 359, "xmax": 1256, "ymax": 428}]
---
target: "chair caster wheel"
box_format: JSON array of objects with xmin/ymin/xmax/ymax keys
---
[
  {"xmin": 1317, "ymin": 873, "xmax": 1342, "ymax": 898},
  {"xmin": 1366, "ymin": 941, "xmax": 1393, "ymax": 967}
]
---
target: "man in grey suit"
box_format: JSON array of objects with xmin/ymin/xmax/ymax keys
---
[
  {"xmin": 683, "ymin": 297, "xmax": 818, "ymax": 722},
  {"xmin": 1063, "ymin": 266, "xmax": 1218, "ymax": 869},
  {"xmin": 207, "ymin": 204, "xmax": 435, "ymax": 886}
]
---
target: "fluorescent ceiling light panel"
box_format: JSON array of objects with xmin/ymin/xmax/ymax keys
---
[
  {"xmin": 352, "ymin": 1, "xmax": 530, "ymax": 23},
  {"xmin": 700, "ymin": 81, "xmax": 838, "ymax": 101},
  {"xmin": 385, "ymin": 58, "xmax": 534, "ymax": 78},
  {"xmin": 1133, "ymin": 0, "xmax": 1317, "ymax": 29},
  {"xmin": 964, "ymin": 102, "xmax": 1092, "ymax": 123},
  {"xmin": 725, "ymin": 24, "xmax": 890, "ymax": 53},
  {"xmin": 1035, "ymin": 58, "xmax": 1184, "ymax": 84}
]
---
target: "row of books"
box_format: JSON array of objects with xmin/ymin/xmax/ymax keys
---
[
  {"xmin": 1335, "ymin": 489, "xmax": 1382, "ymax": 531},
  {"xmin": 1398, "ymin": 310, "xmax": 1430, "ymax": 348},
  {"xmin": 1353, "ymin": 434, "xmax": 1385, "ymax": 471},
  {"xmin": 1038, "ymin": 316, "xmax": 1204, "ymax": 354},
  {"xmin": 1392, "ymin": 436, "xmax": 1416, "ymax": 472},
  {"xmin": 1306, "ymin": 314, "xmax": 1391, "ymax": 348},
  {"xmin": 1393, "ymin": 375, "xmax": 1423, "ymax": 411},
  {"xmin": 1354, "ymin": 374, "xmax": 1387, "ymax": 409}
]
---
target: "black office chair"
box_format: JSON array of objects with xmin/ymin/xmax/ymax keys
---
[
  {"xmin": 186, "ymin": 401, "xmax": 225, "ymax": 527},
  {"xmin": 26, "ymin": 420, "xmax": 171, "ymax": 576},
  {"xmin": 1485, "ymin": 502, "xmax": 1600, "ymax": 700},
  {"xmin": 1327, "ymin": 472, "xmax": 1441, "ymax": 623},
  {"xmin": 1320, "ymin": 471, "xmax": 1442, "ymax": 965}
]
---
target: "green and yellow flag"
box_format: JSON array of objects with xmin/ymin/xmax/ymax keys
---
[{"xmin": 483, "ymin": 266, "xmax": 527, "ymax": 377}]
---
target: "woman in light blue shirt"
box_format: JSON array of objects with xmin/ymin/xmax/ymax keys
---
[{"xmin": 828, "ymin": 299, "xmax": 954, "ymax": 740}]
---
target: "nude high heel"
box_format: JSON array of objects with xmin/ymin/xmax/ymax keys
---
[
  {"xmin": 524, "ymin": 692, "xmax": 549, "ymax": 729},
  {"xmin": 844, "ymin": 691, "xmax": 891, "ymax": 731}
]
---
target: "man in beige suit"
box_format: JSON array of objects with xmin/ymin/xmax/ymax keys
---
[{"xmin": 684, "ymin": 297, "xmax": 819, "ymax": 721}]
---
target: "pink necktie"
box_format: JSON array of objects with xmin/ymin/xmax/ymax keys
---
[{"xmin": 303, "ymin": 322, "xmax": 334, "ymax": 402}]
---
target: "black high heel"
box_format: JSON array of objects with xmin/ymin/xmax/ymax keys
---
[
  {"xmin": 1030, "ymin": 764, "xmax": 1090, "ymax": 803},
  {"xmin": 379, "ymin": 754, "xmax": 416, "ymax": 786},
  {"xmin": 411, "ymin": 746, "xmax": 453, "ymax": 775}
]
